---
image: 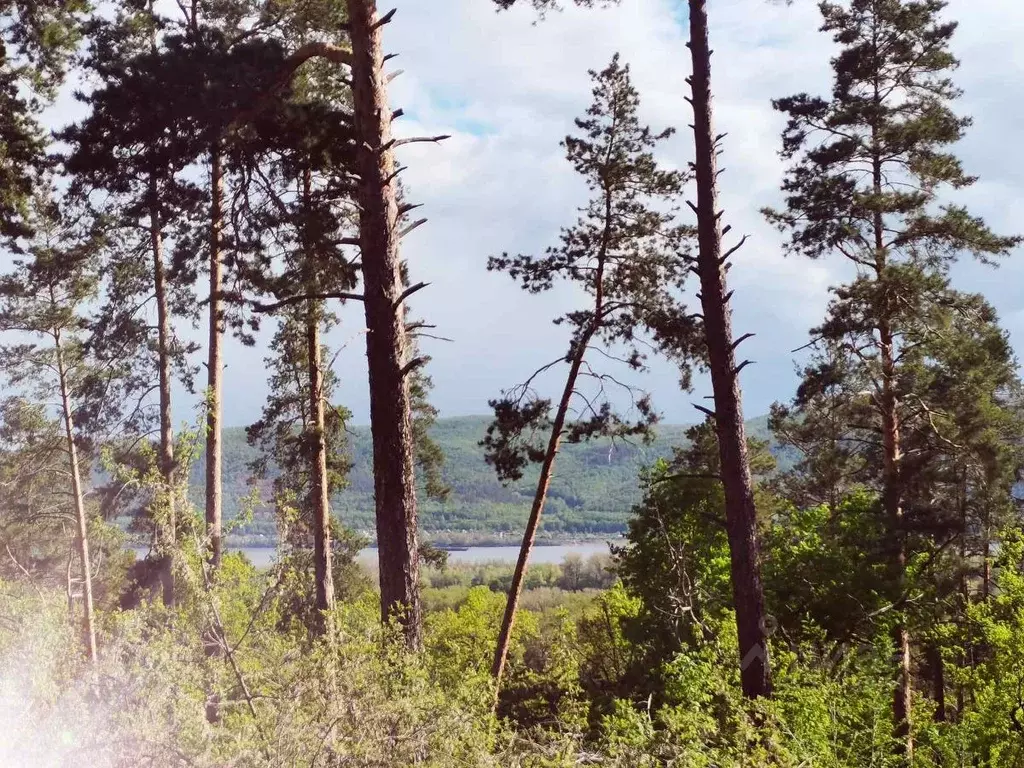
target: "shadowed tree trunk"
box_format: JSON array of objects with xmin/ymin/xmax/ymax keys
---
[
  {"xmin": 300, "ymin": 165, "xmax": 336, "ymax": 635},
  {"xmin": 205, "ymin": 142, "xmax": 224, "ymax": 573},
  {"xmin": 149, "ymin": 177, "xmax": 176, "ymax": 608},
  {"xmin": 686, "ymin": 0, "xmax": 771, "ymax": 699},
  {"xmin": 346, "ymin": 0, "xmax": 421, "ymax": 647},
  {"xmin": 55, "ymin": 328, "xmax": 97, "ymax": 664}
]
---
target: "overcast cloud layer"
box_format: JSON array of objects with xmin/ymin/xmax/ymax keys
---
[{"xmin": 109, "ymin": 0, "xmax": 1024, "ymax": 426}]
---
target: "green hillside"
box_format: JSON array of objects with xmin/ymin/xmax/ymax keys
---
[{"xmin": 187, "ymin": 414, "xmax": 784, "ymax": 544}]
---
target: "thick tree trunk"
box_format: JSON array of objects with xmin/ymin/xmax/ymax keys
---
[
  {"xmin": 346, "ymin": 0, "xmax": 421, "ymax": 647},
  {"xmin": 686, "ymin": 0, "xmax": 771, "ymax": 700},
  {"xmin": 307, "ymin": 302, "xmax": 336, "ymax": 634},
  {"xmin": 150, "ymin": 177, "xmax": 176, "ymax": 607},
  {"xmin": 55, "ymin": 331, "xmax": 97, "ymax": 664},
  {"xmin": 491, "ymin": 334, "xmax": 593, "ymax": 695},
  {"xmin": 205, "ymin": 144, "xmax": 224, "ymax": 573}
]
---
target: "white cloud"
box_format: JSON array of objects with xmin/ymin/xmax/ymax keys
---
[{"xmin": 229, "ymin": 0, "xmax": 1024, "ymax": 424}]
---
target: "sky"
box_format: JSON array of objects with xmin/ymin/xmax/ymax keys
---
[{"xmin": 45, "ymin": 0, "xmax": 1024, "ymax": 428}]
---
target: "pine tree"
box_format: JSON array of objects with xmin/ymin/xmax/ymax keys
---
[
  {"xmin": 178, "ymin": 0, "xmax": 340, "ymax": 575},
  {"xmin": 0, "ymin": 399, "xmax": 75, "ymax": 587},
  {"xmin": 234, "ymin": 46, "xmax": 359, "ymax": 632},
  {"xmin": 765, "ymin": 0, "xmax": 1020, "ymax": 753},
  {"xmin": 492, "ymin": 0, "xmax": 774, "ymax": 703},
  {"xmin": 483, "ymin": 55, "xmax": 696, "ymax": 696},
  {"xmin": 59, "ymin": 13, "xmax": 211, "ymax": 605},
  {"xmin": 247, "ymin": 310, "xmax": 354, "ymax": 636}
]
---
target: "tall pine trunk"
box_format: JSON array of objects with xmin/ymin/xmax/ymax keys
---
[
  {"xmin": 872, "ymin": 104, "xmax": 913, "ymax": 761},
  {"xmin": 686, "ymin": 0, "xmax": 771, "ymax": 699},
  {"xmin": 346, "ymin": 0, "xmax": 421, "ymax": 647},
  {"xmin": 205, "ymin": 143, "xmax": 224, "ymax": 573},
  {"xmin": 55, "ymin": 329, "xmax": 97, "ymax": 664},
  {"xmin": 149, "ymin": 176, "xmax": 176, "ymax": 607}
]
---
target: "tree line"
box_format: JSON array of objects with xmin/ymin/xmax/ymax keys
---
[{"xmin": 0, "ymin": 0, "xmax": 1021, "ymax": 763}]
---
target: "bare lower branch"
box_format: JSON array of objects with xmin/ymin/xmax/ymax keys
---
[
  {"xmin": 399, "ymin": 218, "xmax": 427, "ymax": 239},
  {"xmin": 252, "ymin": 292, "xmax": 365, "ymax": 313},
  {"xmin": 692, "ymin": 403, "xmax": 716, "ymax": 419},
  {"xmin": 731, "ymin": 332, "xmax": 755, "ymax": 349},
  {"xmin": 720, "ymin": 234, "xmax": 749, "ymax": 264},
  {"xmin": 386, "ymin": 135, "xmax": 451, "ymax": 151},
  {"xmin": 400, "ymin": 355, "xmax": 428, "ymax": 378},
  {"xmin": 375, "ymin": 7, "xmax": 397, "ymax": 27}
]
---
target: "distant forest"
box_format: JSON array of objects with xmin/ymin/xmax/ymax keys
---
[{"xmin": 179, "ymin": 415, "xmax": 788, "ymax": 542}]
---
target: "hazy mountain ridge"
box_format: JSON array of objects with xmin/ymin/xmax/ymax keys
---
[{"xmin": 188, "ymin": 414, "xmax": 787, "ymax": 543}]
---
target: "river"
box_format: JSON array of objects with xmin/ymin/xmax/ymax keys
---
[{"xmin": 131, "ymin": 541, "xmax": 620, "ymax": 570}]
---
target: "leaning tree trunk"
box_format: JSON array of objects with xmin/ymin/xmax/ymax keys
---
[
  {"xmin": 346, "ymin": 0, "xmax": 422, "ymax": 647},
  {"xmin": 205, "ymin": 143, "xmax": 224, "ymax": 573},
  {"xmin": 149, "ymin": 176, "xmax": 176, "ymax": 607},
  {"xmin": 686, "ymin": 0, "xmax": 771, "ymax": 699},
  {"xmin": 55, "ymin": 330, "xmax": 97, "ymax": 664},
  {"xmin": 491, "ymin": 332, "xmax": 594, "ymax": 695}
]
